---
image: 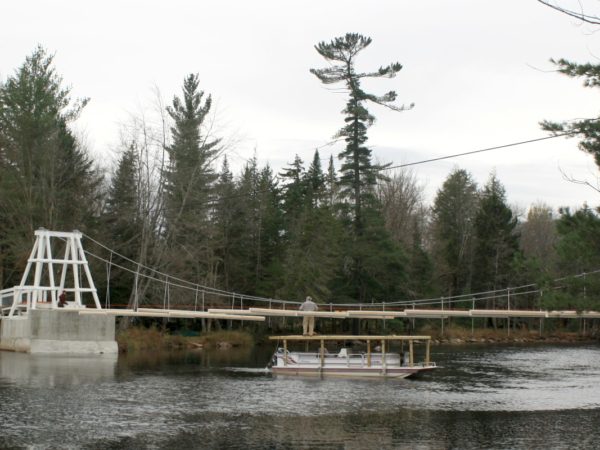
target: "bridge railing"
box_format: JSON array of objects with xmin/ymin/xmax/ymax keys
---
[
  {"xmin": 1, "ymin": 286, "xmax": 66, "ymax": 317},
  {"xmin": 0, "ymin": 288, "xmax": 16, "ymax": 317}
]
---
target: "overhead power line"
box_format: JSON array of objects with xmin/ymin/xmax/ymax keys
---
[
  {"xmin": 150, "ymin": 130, "xmax": 584, "ymax": 215},
  {"xmin": 382, "ymin": 131, "xmax": 578, "ymax": 171}
]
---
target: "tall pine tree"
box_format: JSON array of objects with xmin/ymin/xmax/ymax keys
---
[
  {"xmin": 311, "ymin": 33, "xmax": 412, "ymax": 302},
  {"xmin": 278, "ymin": 150, "xmax": 343, "ymax": 302},
  {"xmin": 0, "ymin": 46, "xmax": 101, "ymax": 287},
  {"xmin": 472, "ymin": 173, "xmax": 519, "ymax": 294},
  {"xmin": 431, "ymin": 169, "xmax": 478, "ymax": 297},
  {"xmin": 310, "ymin": 33, "xmax": 413, "ymax": 232},
  {"xmin": 102, "ymin": 144, "xmax": 143, "ymax": 304},
  {"xmin": 541, "ymin": 59, "xmax": 600, "ymax": 173},
  {"xmin": 163, "ymin": 74, "xmax": 220, "ymax": 284}
]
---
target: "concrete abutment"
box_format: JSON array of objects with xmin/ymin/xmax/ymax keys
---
[{"xmin": 0, "ymin": 310, "xmax": 118, "ymax": 354}]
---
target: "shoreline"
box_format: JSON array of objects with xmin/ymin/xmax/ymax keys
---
[
  {"xmin": 115, "ymin": 325, "xmax": 599, "ymax": 353},
  {"xmin": 425, "ymin": 329, "xmax": 599, "ymax": 346}
]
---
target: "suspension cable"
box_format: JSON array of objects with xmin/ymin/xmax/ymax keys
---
[{"xmin": 81, "ymin": 234, "xmax": 600, "ymax": 310}]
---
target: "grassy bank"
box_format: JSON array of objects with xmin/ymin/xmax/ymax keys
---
[
  {"xmin": 116, "ymin": 326, "xmax": 254, "ymax": 353},
  {"xmin": 116, "ymin": 323, "xmax": 596, "ymax": 353},
  {"xmin": 419, "ymin": 323, "xmax": 597, "ymax": 344}
]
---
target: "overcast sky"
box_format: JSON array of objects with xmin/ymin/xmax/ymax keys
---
[{"xmin": 3, "ymin": 0, "xmax": 600, "ymax": 213}]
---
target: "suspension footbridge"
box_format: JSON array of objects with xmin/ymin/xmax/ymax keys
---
[{"xmin": 0, "ymin": 229, "xmax": 598, "ymax": 353}]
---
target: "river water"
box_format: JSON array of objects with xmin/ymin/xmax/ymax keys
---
[{"xmin": 0, "ymin": 343, "xmax": 599, "ymax": 449}]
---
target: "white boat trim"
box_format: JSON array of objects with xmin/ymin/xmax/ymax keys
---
[{"xmin": 268, "ymin": 335, "xmax": 436, "ymax": 379}]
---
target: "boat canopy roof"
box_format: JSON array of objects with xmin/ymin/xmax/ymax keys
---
[{"xmin": 269, "ymin": 335, "xmax": 431, "ymax": 341}]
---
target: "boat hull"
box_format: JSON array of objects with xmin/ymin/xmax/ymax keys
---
[
  {"xmin": 271, "ymin": 351, "xmax": 436, "ymax": 379},
  {"xmin": 272, "ymin": 365, "xmax": 435, "ymax": 379}
]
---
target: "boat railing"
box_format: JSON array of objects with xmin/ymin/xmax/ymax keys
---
[
  {"xmin": 272, "ymin": 335, "xmax": 434, "ymax": 369},
  {"xmin": 279, "ymin": 350, "xmax": 415, "ymax": 368}
]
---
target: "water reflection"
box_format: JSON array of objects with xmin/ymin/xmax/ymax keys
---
[
  {"xmin": 0, "ymin": 351, "xmax": 117, "ymax": 387},
  {"xmin": 0, "ymin": 343, "xmax": 599, "ymax": 449}
]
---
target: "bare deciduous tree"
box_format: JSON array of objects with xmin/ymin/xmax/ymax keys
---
[
  {"xmin": 377, "ymin": 168, "xmax": 427, "ymax": 249},
  {"xmin": 520, "ymin": 202, "xmax": 558, "ymax": 271},
  {"xmin": 538, "ymin": 0, "xmax": 600, "ymax": 24}
]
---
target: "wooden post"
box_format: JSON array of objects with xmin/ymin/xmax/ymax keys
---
[
  {"xmin": 471, "ymin": 298, "xmax": 475, "ymax": 337},
  {"xmin": 425, "ymin": 339, "xmax": 430, "ymax": 365},
  {"xmin": 283, "ymin": 339, "xmax": 288, "ymax": 366},
  {"xmin": 507, "ymin": 288, "xmax": 511, "ymax": 337},
  {"xmin": 409, "ymin": 339, "xmax": 414, "ymax": 367},
  {"xmin": 441, "ymin": 296, "xmax": 444, "ymax": 337},
  {"xmin": 367, "ymin": 340, "xmax": 371, "ymax": 367},
  {"xmin": 381, "ymin": 339, "xmax": 386, "ymax": 371},
  {"xmin": 320, "ymin": 339, "xmax": 325, "ymax": 369}
]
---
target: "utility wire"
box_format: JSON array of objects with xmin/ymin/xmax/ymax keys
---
[
  {"xmin": 91, "ymin": 130, "xmax": 597, "ymax": 307},
  {"xmin": 382, "ymin": 131, "xmax": 578, "ymax": 171},
  {"xmin": 145, "ymin": 129, "xmax": 583, "ymax": 215}
]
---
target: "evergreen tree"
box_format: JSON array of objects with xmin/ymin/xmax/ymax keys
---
[
  {"xmin": 310, "ymin": 33, "xmax": 413, "ymax": 232},
  {"xmin": 407, "ymin": 223, "xmax": 435, "ymax": 299},
  {"xmin": 471, "ymin": 173, "xmax": 519, "ymax": 294},
  {"xmin": 278, "ymin": 204, "xmax": 343, "ymax": 302},
  {"xmin": 310, "ymin": 33, "xmax": 412, "ymax": 302},
  {"xmin": 547, "ymin": 205, "xmax": 600, "ymax": 310},
  {"xmin": 431, "ymin": 169, "xmax": 478, "ymax": 296},
  {"xmin": 163, "ymin": 74, "xmax": 220, "ymax": 282},
  {"xmin": 278, "ymin": 150, "xmax": 343, "ymax": 302},
  {"xmin": 540, "ymin": 57, "xmax": 600, "ymax": 308},
  {"xmin": 555, "ymin": 205, "xmax": 600, "ymax": 275},
  {"xmin": 279, "ymin": 154, "xmax": 306, "ymax": 230},
  {"xmin": 229, "ymin": 158, "xmax": 283, "ymax": 296},
  {"xmin": 306, "ymin": 150, "xmax": 326, "ymax": 207},
  {"xmin": 102, "ymin": 144, "xmax": 142, "ymax": 303},
  {"xmin": 221, "ymin": 157, "xmax": 259, "ymax": 294},
  {"xmin": 213, "ymin": 157, "xmax": 240, "ymax": 291},
  {"xmin": 105, "ymin": 145, "xmax": 140, "ymax": 239},
  {"xmin": 541, "ymin": 59, "xmax": 600, "ymax": 172},
  {"xmin": 254, "ymin": 165, "xmax": 285, "ymax": 296},
  {"xmin": 325, "ymin": 155, "xmax": 338, "ymax": 209},
  {"xmin": 342, "ymin": 209, "xmax": 408, "ymax": 302},
  {"xmin": 0, "ymin": 46, "xmax": 100, "ymax": 286}
]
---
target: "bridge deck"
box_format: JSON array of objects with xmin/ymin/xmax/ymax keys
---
[{"xmin": 4, "ymin": 305, "xmax": 600, "ymax": 321}]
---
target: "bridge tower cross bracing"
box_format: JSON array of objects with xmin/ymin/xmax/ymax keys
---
[{"xmin": 7, "ymin": 229, "xmax": 101, "ymax": 317}]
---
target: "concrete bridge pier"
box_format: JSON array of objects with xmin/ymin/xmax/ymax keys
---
[
  {"xmin": 0, "ymin": 309, "xmax": 118, "ymax": 354},
  {"xmin": 0, "ymin": 229, "xmax": 117, "ymax": 354}
]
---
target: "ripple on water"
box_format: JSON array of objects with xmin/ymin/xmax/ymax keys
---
[{"xmin": 1, "ymin": 344, "xmax": 600, "ymax": 448}]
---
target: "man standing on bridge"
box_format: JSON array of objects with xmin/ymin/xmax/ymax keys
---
[{"xmin": 299, "ymin": 296, "xmax": 318, "ymax": 336}]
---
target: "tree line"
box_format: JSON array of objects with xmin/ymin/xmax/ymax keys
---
[{"xmin": 1, "ymin": 35, "xmax": 600, "ymax": 317}]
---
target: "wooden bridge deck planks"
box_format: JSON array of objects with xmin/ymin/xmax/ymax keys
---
[{"xmin": 74, "ymin": 307, "xmax": 600, "ymax": 320}]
